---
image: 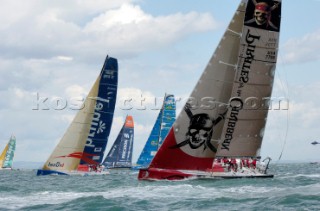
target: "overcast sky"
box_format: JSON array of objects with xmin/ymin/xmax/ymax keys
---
[{"xmin": 0, "ymin": 0, "xmax": 319, "ymax": 165}]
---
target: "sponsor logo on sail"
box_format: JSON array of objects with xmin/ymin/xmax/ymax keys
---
[
  {"xmin": 121, "ymin": 140, "xmax": 128, "ymax": 160},
  {"xmin": 97, "ymin": 121, "xmax": 106, "ymax": 134},
  {"xmin": 221, "ymin": 98, "xmax": 243, "ymax": 150},
  {"xmin": 121, "ymin": 133, "xmax": 130, "ymax": 160},
  {"xmin": 48, "ymin": 162, "xmax": 65, "ymax": 167},
  {"xmin": 151, "ymin": 140, "xmax": 158, "ymax": 146},
  {"xmin": 56, "ymin": 152, "xmax": 99, "ymax": 165},
  {"xmin": 239, "ymin": 30, "xmax": 261, "ymax": 86},
  {"xmin": 221, "ymin": 29, "xmax": 260, "ymax": 151},
  {"xmin": 86, "ymin": 102, "xmax": 105, "ymax": 150}
]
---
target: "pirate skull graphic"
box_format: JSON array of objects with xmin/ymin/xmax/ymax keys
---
[
  {"xmin": 170, "ymin": 103, "xmax": 227, "ymax": 152},
  {"xmin": 254, "ymin": 2, "xmax": 270, "ymax": 25},
  {"xmin": 245, "ymin": 0, "xmax": 280, "ymax": 31},
  {"xmin": 186, "ymin": 113, "xmax": 213, "ymax": 149}
]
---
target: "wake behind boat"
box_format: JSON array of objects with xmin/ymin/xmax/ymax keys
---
[
  {"xmin": 138, "ymin": 0, "xmax": 282, "ymax": 181},
  {"xmin": 37, "ymin": 56, "xmax": 118, "ymax": 176}
]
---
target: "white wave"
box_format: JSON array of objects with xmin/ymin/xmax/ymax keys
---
[
  {"xmin": 0, "ymin": 191, "xmax": 100, "ymax": 209},
  {"xmin": 99, "ymin": 184, "xmax": 283, "ymax": 200},
  {"xmin": 1, "ymin": 182, "xmax": 319, "ymax": 209},
  {"xmin": 278, "ymin": 173, "xmax": 320, "ymax": 179}
]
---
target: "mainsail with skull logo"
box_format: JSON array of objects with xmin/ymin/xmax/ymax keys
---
[{"xmin": 138, "ymin": 0, "xmax": 281, "ymax": 180}]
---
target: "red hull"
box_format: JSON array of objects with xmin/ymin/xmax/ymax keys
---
[
  {"xmin": 138, "ymin": 168, "xmax": 193, "ymax": 180},
  {"xmin": 138, "ymin": 167, "xmax": 274, "ymax": 180},
  {"xmin": 138, "ymin": 164, "xmax": 226, "ymax": 180},
  {"xmin": 138, "ymin": 129, "xmax": 218, "ymax": 180}
]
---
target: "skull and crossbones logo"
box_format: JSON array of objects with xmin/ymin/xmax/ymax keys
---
[
  {"xmin": 170, "ymin": 103, "xmax": 227, "ymax": 152},
  {"xmin": 245, "ymin": 0, "xmax": 280, "ymax": 30}
]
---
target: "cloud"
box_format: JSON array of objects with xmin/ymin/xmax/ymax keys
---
[
  {"xmin": 0, "ymin": 0, "xmax": 134, "ymax": 30},
  {"xmin": 281, "ymin": 29, "xmax": 320, "ymax": 64},
  {"xmin": 82, "ymin": 6, "xmax": 216, "ymax": 59},
  {"xmin": 288, "ymin": 83, "xmax": 320, "ymax": 128},
  {"xmin": 2, "ymin": 0, "xmax": 318, "ymax": 163},
  {"xmin": 0, "ymin": 1, "xmax": 217, "ymax": 61},
  {"xmin": 262, "ymin": 82, "xmax": 320, "ymax": 161}
]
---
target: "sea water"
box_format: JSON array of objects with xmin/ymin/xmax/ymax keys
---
[{"xmin": 0, "ymin": 163, "xmax": 319, "ymax": 211}]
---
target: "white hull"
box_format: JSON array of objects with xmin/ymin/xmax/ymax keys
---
[
  {"xmin": 138, "ymin": 165, "xmax": 273, "ymax": 180},
  {"xmin": 0, "ymin": 168, "xmax": 12, "ymax": 170},
  {"xmin": 63, "ymin": 171, "xmax": 110, "ymax": 176},
  {"xmin": 176, "ymin": 167, "xmax": 273, "ymax": 179},
  {"xmin": 188, "ymin": 170, "xmax": 273, "ymax": 179},
  {"xmin": 36, "ymin": 169, "xmax": 110, "ymax": 176}
]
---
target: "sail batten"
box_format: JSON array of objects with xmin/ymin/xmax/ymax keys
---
[
  {"xmin": 219, "ymin": 61, "xmax": 237, "ymax": 67},
  {"xmin": 227, "ymin": 29, "xmax": 242, "ymax": 36}
]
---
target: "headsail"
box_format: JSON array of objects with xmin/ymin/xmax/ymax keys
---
[
  {"xmin": 38, "ymin": 56, "xmax": 118, "ymax": 175},
  {"xmin": 0, "ymin": 135, "xmax": 16, "ymax": 169},
  {"xmin": 102, "ymin": 115, "xmax": 134, "ymax": 169},
  {"xmin": 136, "ymin": 94, "xmax": 176, "ymax": 168},
  {"xmin": 138, "ymin": 0, "xmax": 281, "ymax": 180}
]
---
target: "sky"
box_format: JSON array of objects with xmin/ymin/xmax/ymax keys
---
[{"xmin": 0, "ymin": 0, "xmax": 319, "ymax": 165}]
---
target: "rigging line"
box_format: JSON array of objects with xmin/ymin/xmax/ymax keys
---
[{"xmin": 276, "ymin": 45, "xmax": 290, "ymax": 162}]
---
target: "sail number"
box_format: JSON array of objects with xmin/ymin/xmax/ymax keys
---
[{"xmin": 265, "ymin": 51, "xmax": 276, "ymax": 60}]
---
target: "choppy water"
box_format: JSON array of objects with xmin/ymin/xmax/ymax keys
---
[{"xmin": 0, "ymin": 163, "xmax": 319, "ymax": 210}]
